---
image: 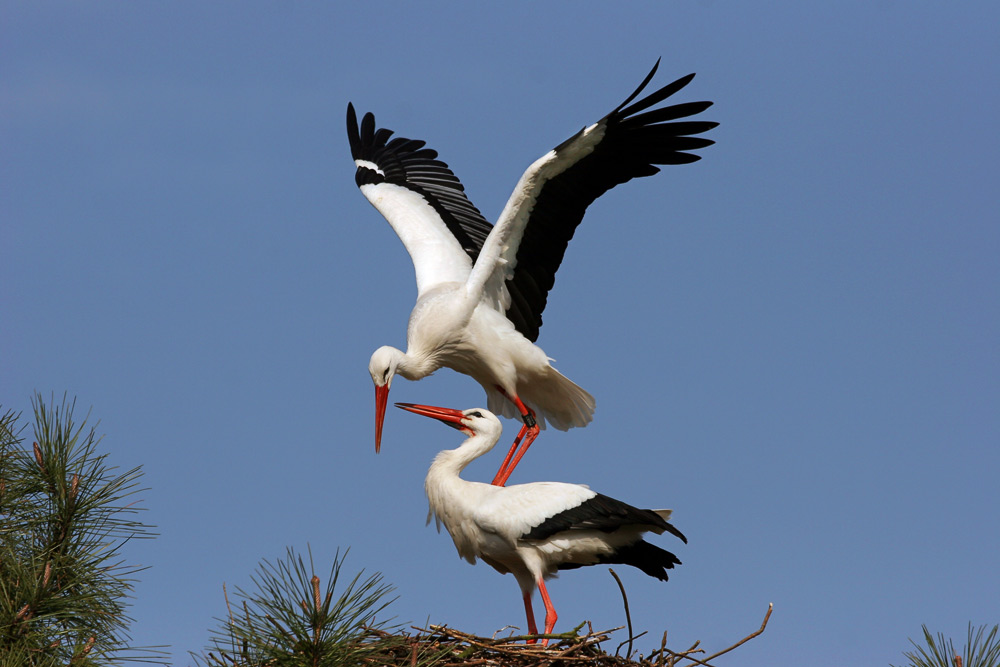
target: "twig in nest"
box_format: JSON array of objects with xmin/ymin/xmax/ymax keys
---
[
  {"xmin": 609, "ymin": 568, "xmax": 634, "ymax": 659},
  {"xmin": 665, "ymin": 603, "xmax": 772, "ymax": 667},
  {"xmin": 656, "ymin": 630, "xmax": 668, "ymax": 667},
  {"xmin": 491, "ymin": 625, "xmax": 520, "ymax": 640},
  {"xmin": 699, "ymin": 602, "xmax": 772, "ymax": 664},
  {"xmin": 617, "ymin": 631, "xmax": 648, "ymax": 658}
]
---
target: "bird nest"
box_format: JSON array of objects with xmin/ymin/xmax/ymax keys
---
[{"xmin": 358, "ymin": 603, "xmax": 771, "ymax": 667}]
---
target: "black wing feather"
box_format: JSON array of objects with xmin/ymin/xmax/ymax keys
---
[
  {"xmin": 555, "ymin": 539, "xmax": 682, "ymax": 581},
  {"xmin": 508, "ymin": 64, "xmax": 718, "ymax": 342},
  {"xmin": 524, "ymin": 492, "xmax": 688, "ymax": 544},
  {"xmin": 346, "ymin": 103, "xmax": 493, "ymax": 261},
  {"xmin": 616, "ymin": 71, "xmax": 694, "ymax": 118}
]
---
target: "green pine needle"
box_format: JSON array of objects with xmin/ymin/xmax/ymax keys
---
[
  {"xmin": 893, "ymin": 623, "xmax": 1000, "ymax": 667},
  {"xmin": 197, "ymin": 546, "xmax": 398, "ymax": 667},
  {"xmin": 1, "ymin": 394, "xmax": 164, "ymax": 665}
]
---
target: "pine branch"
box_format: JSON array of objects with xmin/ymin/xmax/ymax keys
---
[
  {"xmin": 197, "ymin": 545, "xmax": 398, "ymax": 667},
  {"xmin": 894, "ymin": 623, "xmax": 1000, "ymax": 667},
  {"xmin": 0, "ymin": 394, "xmax": 164, "ymax": 665}
]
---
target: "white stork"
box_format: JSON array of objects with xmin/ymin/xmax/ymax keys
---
[
  {"xmin": 348, "ymin": 60, "xmax": 716, "ymax": 486},
  {"xmin": 396, "ymin": 402, "xmax": 687, "ymax": 644}
]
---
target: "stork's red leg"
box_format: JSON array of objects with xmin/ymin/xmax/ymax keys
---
[
  {"xmin": 491, "ymin": 388, "xmax": 539, "ymax": 487},
  {"xmin": 537, "ymin": 578, "xmax": 558, "ymax": 646},
  {"xmin": 522, "ymin": 591, "xmax": 538, "ymax": 643},
  {"xmin": 493, "ymin": 426, "xmax": 538, "ymax": 487},
  {"xmin": 491, "ymin": 424, "xmax": 526, "ymax": 486}
]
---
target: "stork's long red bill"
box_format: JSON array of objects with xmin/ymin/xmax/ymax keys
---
[
  {"xmin": 375, "ymin": 384, "xmax": 389, "ymax": 453},
  {"xmin": 395, "ymin": 403, "xmax": 466, "ymax": 430}
]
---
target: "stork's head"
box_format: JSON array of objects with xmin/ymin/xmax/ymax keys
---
[{"xmin": 369, "ymin": 345, "xmax": 404, "ymax": 453}]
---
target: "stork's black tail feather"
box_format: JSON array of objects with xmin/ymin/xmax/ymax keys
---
[{"xmin": 557, "ymin": 540, "xmax": 682, "ymax": 581}]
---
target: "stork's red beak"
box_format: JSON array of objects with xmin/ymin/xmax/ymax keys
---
[
  {"xmin": 375, "ymin": 384, "xmax": 390, "ymax": 453},
  {"xmin": 395, "ymin": 403, "xmax": 466, "ymax": 430}
]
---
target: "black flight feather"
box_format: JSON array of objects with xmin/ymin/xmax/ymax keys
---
[
  {"xmin": 523, "ymin": 492, "xmax": 687, "ymax": 544},
  {"xmin": 555, "ymin": 539, "xmax": 682, "ymax": 581}
]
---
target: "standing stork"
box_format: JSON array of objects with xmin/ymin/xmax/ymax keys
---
[
  {"xmin": 348, "ymin": 60, "xmax": 716, "ymax": 486},
  {"xmin": 396, "ymin": 402, "xmax": 686, "ymax": 644}
]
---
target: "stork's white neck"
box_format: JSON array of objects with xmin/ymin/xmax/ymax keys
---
[
  {"xmin": 428, "ymin": 426, "xmax": 500, "ymax": 479},
  {"xmin": 424, "ymin": 422, "xmax": 500, "ymax": 503},
  {"xmin": 395, "ymin": 348, "xmax": 439, "ymax": 381},
  {"xmin": 424, "ymin": 423, "xmax": 502, "ymax": 543}
]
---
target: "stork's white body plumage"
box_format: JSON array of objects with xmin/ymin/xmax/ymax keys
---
[
  {"xmin": 397, "ymin": 403, "xmax": 686, "ymax": 643},
  {"xmin": 349, "ymin": 60, "xmax": 717, "ymax": 485},
  {"xmin": 376, "ymin": 285, "xmax": 591, "ymax": 432}
]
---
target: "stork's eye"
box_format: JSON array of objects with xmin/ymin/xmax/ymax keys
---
[
  {"xmin": 382, "ymin": 369, "xmax": 389, "ymax": 382},
  {"xmin": 469, "ymin": 411, "xmax": 483, "ymax": 418}
]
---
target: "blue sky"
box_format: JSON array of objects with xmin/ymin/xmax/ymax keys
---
[{"xmin": 3, "ymin": 3, "xmax": 998, "ymax": 665}]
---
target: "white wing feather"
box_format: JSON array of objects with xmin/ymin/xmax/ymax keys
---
[
  {"xmin": 359, "ymin": 181, "xmax": 473, "ymax": 297},
  {"xmin": 473, "ymin": 482, "xmax": 597, "ymax": 540},
  {"xmin": 465, "ymin": 122, "xmax": 607, "ymax": 302}
]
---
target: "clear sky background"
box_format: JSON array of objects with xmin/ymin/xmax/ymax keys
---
[{"xmin": 3, "ymin": 3, "xmax": 998, "ymax": 665}]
